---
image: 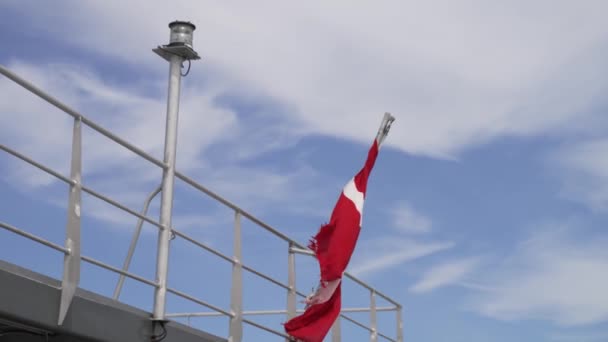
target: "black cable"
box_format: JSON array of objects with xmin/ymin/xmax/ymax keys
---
[
  {"xmin": 181, "ymin": 59, "xmax": 192, "ymax": 77},
  {"xmin": 150, "ymin": 321, "xmax": 168, "ymax": 342}
]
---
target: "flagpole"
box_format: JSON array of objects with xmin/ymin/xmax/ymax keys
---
[{"xmin": 375, "ymin": 112, "xmax": 395, "ymax": 148}]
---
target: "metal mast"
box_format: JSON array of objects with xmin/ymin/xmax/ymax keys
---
[{"xmin": 152, "ymin": 20, "xmax": 200, "ymax": 322}]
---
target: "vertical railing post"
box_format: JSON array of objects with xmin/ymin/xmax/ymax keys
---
[
  {"xmin": 58, "ymin": 116, "xmax": 82, "ymax": 325},
  {"xmin": 370, "ymin": 290, "xmax": 377, "ymax": 342},
  {"xmin": 229, "ymin": 211, "xmax": 243, "ymax": 342},
  {"xmin": 331, "ymin": 316, "xmax": 341, "ymax": 342},
  {"xmin": 397, "ymin": 305, "xmax": 403, "ymax": 342},
  {"xmin": 286, "ymin": 243, "xmax": 296, "ymax": 341}
]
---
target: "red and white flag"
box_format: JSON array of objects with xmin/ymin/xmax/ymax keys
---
[{"xmin": 284, "ymin": 113, "xmax": 394, "ymax": 342}]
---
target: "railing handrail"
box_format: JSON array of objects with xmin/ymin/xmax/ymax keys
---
[{"xmin": 0, "ymin": 64, "xmax": 403, "ymax": 341}]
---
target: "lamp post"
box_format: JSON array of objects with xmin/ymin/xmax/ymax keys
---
[{"xmin": 152, "ymin": 20, "xmax": 200, "ymax": 322}]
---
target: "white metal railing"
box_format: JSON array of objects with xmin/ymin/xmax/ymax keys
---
[{"xmin": 0, "ymin": 64, "xmax": 403, "ymax": 341}]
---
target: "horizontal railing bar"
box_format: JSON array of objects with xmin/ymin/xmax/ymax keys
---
[
  {"xmin": 0, "ymin": 221, "xmax": 158, "ymax": 289},
  {"xmin": 291, "ymin": 245, "xmax": 401, "ymax": 306},
  {"xmin": 241, "ymin": 264, "xmax": 290, "ymax": 291},
  {"xmin": 242, "ymin": 213, "xmax": 304, "ymax": 248},
  {"xmin": 80, "ymin": 185, "xmax": 164, "ymax": 230},
  {"xmin": 342, "ymin": 306, "xmax": 397, "ymax": 313},
  {"xmin": 167, "ymin": 287, "xmax": 232, "ymax": 318},
  {"xmin": 169, "ymin": 311, "xmax": 391, "ymax": 340},
  {"xmin": 169, "ymin": 310, "xmax": 396, "ymax": 340},
  {"xmin": 175, "ymin": 172, "xmax": 306, "ymax": 248},
  {"xmin": 289, "ymin": 246, "xmax": 314, "ymax": 256},
  {"xmin": 241, "ymin": 307, "xmax": 398, "ymax": 315},
  {"xmin": 0, "ymin": 221, "xmax": 68, "ymax": 254},
  {"xmin": 291, "ymin": 247, "xmax": 401, "ymax": 306},
  {"xmin": 340, "ymin": 314, "xmax": 372, "ymax": 332},
  {"xmin": 172, "ymin": 229, "xmax": 233, "ymax": 263},
  {"xmin": 81, "ymin": 255, "xmax": 158, "ymax": 288},
  {"xmin": 242, "ymin": 318, "xmax": 291, "ymax": 339},
  {"xmin": 173, "ymin": 229, "xmax": 294, "ymax": 292},
  {"xmin": 1, "ymin": 144, "xmax": 73, "ymax": 184},
  {"xmin": 291, "ymin": 249, "xmax": 402, "ymax": 307},
  {"xmin": 378, "ymin": 331, "xmax": 396, "ymax": 342},
  {"xmin": 0, "ymin": 65, "xmax": 166, "ymax": 169},
  {"xmin": 166, "ymin": 312, "xmax": 223, "ymax": 318},
  {"xmin": 344, "ymin": 273, "xmax": 401, "ymax": 307},
  {"xmin": 80, "ymin": 118, "xmax": 166, "ymax": 169},
  {"xmin": 240, "ymin": 310, "xmax": 286, "ymax": 316},
  {"xmin": 166, "ymin": 306, "xmax": 397, "ymax": 318},
  {"xmin": 1, "ymin": 144, "xmax": 165, "ymax": 231}
]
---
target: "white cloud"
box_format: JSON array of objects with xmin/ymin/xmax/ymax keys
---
[
  {"xmin": 551, "ymin": 139, "xmax": 608, "ymax": 212},
  {"xmin": 410, "ymin": 257, "xmax": 479, "ymax": 293},
  {"xmin": 348, "ymin": 238, "xmax": 453, "ymax": 277},
  {"xmin": 348, "ymin": 202, "xmax": 450, "ymax": 278},
  {"xmin": 3, "ymin": 0, "xmax": 608, "ymax": 158},
  {"xmin": 470, "ymin": 227, "xmax": 608, "ymax": 326},
  {"xmin": 391, "ymin": 201, "xmax": 432, "ymax": 234}
]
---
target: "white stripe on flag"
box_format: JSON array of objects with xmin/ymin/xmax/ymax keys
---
[{"xmin": 343, "ymin": 178, "xmax": 365, "ymax": 225}]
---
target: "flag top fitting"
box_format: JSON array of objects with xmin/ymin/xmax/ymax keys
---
[{"xmin": 376, "ymin": 112, "xmax": 395, "ymax": 147}]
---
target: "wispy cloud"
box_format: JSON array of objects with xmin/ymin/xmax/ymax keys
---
[
  {"xmin": 390, "ymin": 201, "xmax": 432, "ymax": 234},
  {"xmin": 348, "ymin": 238, "xmax": 453, "ymax": 277},
  {"xmin": 469, "ymin": 225, "xmax": 608, "ymax": 326},
  {"xmin": 551, "ymin": 139, "xmax": 608, "ymax": 212},
  {"xmin": 410, "ymin": 257, "xmax": 480, "ymax": 293},
  {"xmin": 349, "ymin": 201, "xmax": 452, "ymax": 277}
]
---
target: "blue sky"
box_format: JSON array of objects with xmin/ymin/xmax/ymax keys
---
[{"xmin": 1, "ymin": 1, "xmax": 608, "ymax": 341}]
